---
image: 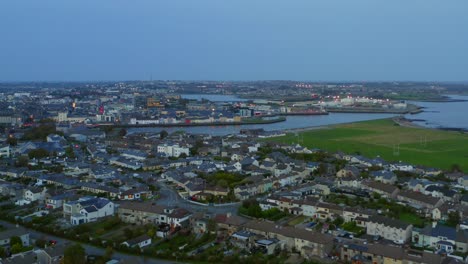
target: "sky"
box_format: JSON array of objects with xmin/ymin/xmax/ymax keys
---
[{"xmin": 0, "ymin": 0, "xmax": 467, "ymax": 82}]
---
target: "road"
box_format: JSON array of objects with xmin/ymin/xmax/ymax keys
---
[
  {"xmin": 155, "ymin": 181, "xmax": 239, "ymax": 215},
  {"xmin": 0, "ymin": 220, "xmax": 182, "ymax": 264}
]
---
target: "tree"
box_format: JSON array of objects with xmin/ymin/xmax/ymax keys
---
[
  {"xmin": 103, "ymin": 246, "xmax": 113, "ymax": 261},
  {"xmin": 9, "ymin": 236, "xmax": 22, "ymax": 247},
  {"xmin": 35, "ymin": 239, "xmax": 47, "ymax": 248},
  {"xmin": 118, "ymin": 128, "xmax": 127, "ymax": 138},
  {"xmin": 0, "ymin": 247, "xmax": 6, "ymax": 258},
  {"xmin": 10, "ymin": 244, "xmax": 23, "ymax": 254},
  {"xmin": 447, "ymin": 211, "xmax": 461, "ymax": 227},
  {"xmin": 65, "ymin": 146, "xmax": 76, "ymax": 159},
  {"xmin": 28, "ymin": 148, "xmax": 49, "ymax": 159},
  {"xmin": 451, "ymin": 164, "xmax": 462, "ymax": 173},
  {"xmin": 160, "ymin": 130, "xmax": 168, "ymax": 139},
  {"xmin": 64, "ymin": 243, "xmax": 86, "ymax": 264},
  {"xmin": 6, "ymin": 136, "xmax": 17, "ymax": 146},
  {"xmin": 16, "ymin": 156, "xmax": 29, "ymax": 167},
  {"xmin": 123, "ymin": 228, "xmax": 133, "ymax": 239},
  {"xmin": 207, "ymin": 219, "xmax": 217, "ymax": 233}
]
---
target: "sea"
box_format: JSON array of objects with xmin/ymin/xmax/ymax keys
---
[
  {"xmin": 127, "ymin": 94, "xmax": 468, "ymax": 136},
  {"xmin": 405, "ymin": 95, "xmax": 468, "ymax": 130}
]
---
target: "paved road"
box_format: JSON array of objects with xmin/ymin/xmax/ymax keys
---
[
  {"xmin": 0, "ymin": 220, "xmax": 181, "ymax": 264},
  {"xmin": 155, "ymin": 181, "xmax": 239, "ymax": 215}
]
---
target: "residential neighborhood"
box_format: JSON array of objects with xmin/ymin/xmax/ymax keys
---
[
  {"xmin": 0, "ymin": 111, "xmax": 467, "ymax": 264},
  {"xmin": 0, "ymin": 82, "xmax": 466, "ymax": 263}
]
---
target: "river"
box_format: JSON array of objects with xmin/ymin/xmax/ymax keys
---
[
  {"xmin": 127, "ymin": 94, "xmax": 395, "ymax": 136},
  {"xmin": 127, "ymin": 94, "xmax": 468, "ymax": 136}
]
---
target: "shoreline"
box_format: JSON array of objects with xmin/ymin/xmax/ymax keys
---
[
  {"xmin": 276, "ymin": 116, "xmax": 467, "ymax": 135},
  {"xmin": 99, "ymin": 117, "xmax": 287, "ymax": 128}
]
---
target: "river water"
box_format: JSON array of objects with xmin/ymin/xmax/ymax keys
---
[
  {"xmin": 127, "ymin": 94, "xmax": 468, "ymax": 136},
  {"xmin": 405, "ymin": 95, "xmax": 468, "ymax": 130}
]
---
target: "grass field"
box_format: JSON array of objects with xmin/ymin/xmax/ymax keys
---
[
  {"xmin": 399, "ymin": 213, "xmax": 426, "ymax": 227},
  {"xmin": 266, "ymin": 118, "xmax": 468, "ymax": 172}
]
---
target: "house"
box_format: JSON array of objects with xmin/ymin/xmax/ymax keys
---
[
  {"xmin": 24, "ymin": 187, "xmax": 47, "ymax": 202},
  {"xmin": 365, "ymin": 215, "xmax": 413, "ymax": 243},
  {"xmin": 340, "ymin": 242, "xmax": 442, "ymax": 264},
  {"xmin": 239, "ymin": 157, "xmax": 259, "ymax": 170},
  {"xmin": 122, "ymin": 234, "xmax": 152, "ymax": 248},
  {"xmin": 458, "ymin": 176, "xmax": 468, "ymax": 189},
  {"xmin": 342, "ymin": 207, "xmax": 373, "ymax": 223},
  {"xmin": 166, "ymin": 207, "xmax": 192, "ymax": 229},
  {"xmin": 336, "ymin": 165, "xmax": 361, "ymax": 178},
  {"xmin": 315, "ymin": 202, "xmax": 343, "ymax": 221},
  {"xmin": 407, "ymin": 179, "xmax": 435, "ymax": 192},
  {"xmin": 424, "ymin": 185, "xmax": 458, "ymax": 202},
  {"xmin": 63, "ymin": 197, "xmax": 115, "ymax": 225},
  {"xmin": 120, "ymin": 149, "xmax": 148, "ymax": 161},
  {"xmin": 335, "ymin": 175, "xmax": 361, "ymax": 189},
  {"xmin": 157, "ymin": 143, "xmax": 189, "ymax": 158},
  {"xmin": 46, "ymin": 134, "xmax": 66, "ymax": 143},
  {"xmin": 0, "ymin": 144, "xmax": 11, "ymax": 158},
  {"xmin": 46, "ymin": 192, "xmax": 77, "ymax": 209},
  {"xmin": 397, "ymin": 190, "xmax": 443, "ymax": 210},
  {"xmin": 0, "ymin": 182, "xmax": 24, "ymax": 200},
  {"xmin": 214, "ymin": 213, "xmax": 248, "ymax": 235},
  {"xmin": 412, "ymin": 224, "xmax": 458, "ymax": 254},
  {"xmin": 109, "ymin": 157, "xmax": 142, "ymax": 170},
  {"xmin": 35, "ymin": 244, "xmax": 66, "ymax": 264},
  {"xmin": 432, "ymin": 203, "xmax": 454, "ymax": 221},
  {"xmin": 274, "ymin": 163, "xmax": 291, "ymax": 177},
  {"xmin": 64, "ymin": 162, "xmax": 90, "ymax": 176},
  {"xmin": 371, "ymin": 170, "xmax": 397, "ymax": 185},
  {"xmin": 0, "ymin": 227, "xmax": 30, "ymax": 247},
  {"xmin": 118, "ymin": 187, "xmax": 152, "ymax": 200},
  {"xmin": 117, "ymin": 201, "xmax": 166, "ymax": 225},
  {"xmin": 362, "ymin": 181, "xmax": 399, "ymax": 198},
  {"xmin": 80, "ymin": 183, "xmax": 120, "ymax": 198},
  {"xmin": 230, "ymin": 230, "xmax": 257, "ymax": 250},
  {"xmin": 243, "ymin": 221, "xmax": 334, "ymax": 258},
  {"xmin": 423, "ymin": 168, "xmax": 443, "ymax": 177},
  {"xmin": 389, "ymin": 162, "xmax": 414, "ymax": 172}
]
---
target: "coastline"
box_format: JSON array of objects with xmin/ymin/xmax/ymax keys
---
[
  {"xmin": 99, "ymin": 117, "xmax": 287, "ymax": 128},
  {"xmin": 277, "ymin": 116, "xmax": 467, "ymax": 135}
]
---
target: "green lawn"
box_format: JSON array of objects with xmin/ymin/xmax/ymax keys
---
[
  {"xmin": 265, "ymin": 118, "xmax": 468, "ymax": 171},
  {"xmin": 399, "ymin": 213, "xmax": 426, "ymax": 227},
  {"xmin": 288, "ymin": 215, "xmax": 307, "ymax": 226},
  {"xmin": 341, "ymin": 221, "xmax": 365, "ymax": 234}
]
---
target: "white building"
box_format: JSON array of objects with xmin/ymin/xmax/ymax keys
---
[
  {"xmin": 157, "ymin": 143, "xmax": 190, "ymax": 158},
  {"xmin": 24, "ymin": 187, "xmax": 47, "ymax": 202},
  {"xmin": 0, "ymin": 145, "xmax": 10, "ymax": 158},
  {"xmin": 64, "ymin": 197, "xmax": 115, "ymax": 225},
  {"xmin": 365, "ymin": 215, "xmax": 412, "ymax": 243}
]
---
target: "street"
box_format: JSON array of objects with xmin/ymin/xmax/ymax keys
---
[
  {"xmin": 0, "ymin": 220, "xmax": 182, "ymax": 264},
  {"xmin": 155, "ymin": 181, "xmax": 239, "ymax": 215}
]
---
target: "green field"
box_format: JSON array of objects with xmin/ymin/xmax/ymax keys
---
[
  {"xmin": 266, "ymin": 118, "xmax": 468, "ymax": 172},
  {"xmin": 399, "ymin": 213, "xmax": 426, "ymax": 227}
]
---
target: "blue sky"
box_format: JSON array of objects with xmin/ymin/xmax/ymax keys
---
[{"xmin": 0, "ymin": 0, "xmax": 467, "ymax": 81}]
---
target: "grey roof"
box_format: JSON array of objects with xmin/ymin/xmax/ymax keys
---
[{"xmin": 368, "ymin": 215, "xmax": 411, "ymax": 229}]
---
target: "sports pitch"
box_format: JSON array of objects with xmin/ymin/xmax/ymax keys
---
[{"xmin": 266, "ymin": 118, "xmax": 468, "ymax": 172}]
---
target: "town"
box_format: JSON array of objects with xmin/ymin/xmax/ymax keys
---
[{"xmin": 0, "ymin": 83, "xmax": 466, "ymax": 264}]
